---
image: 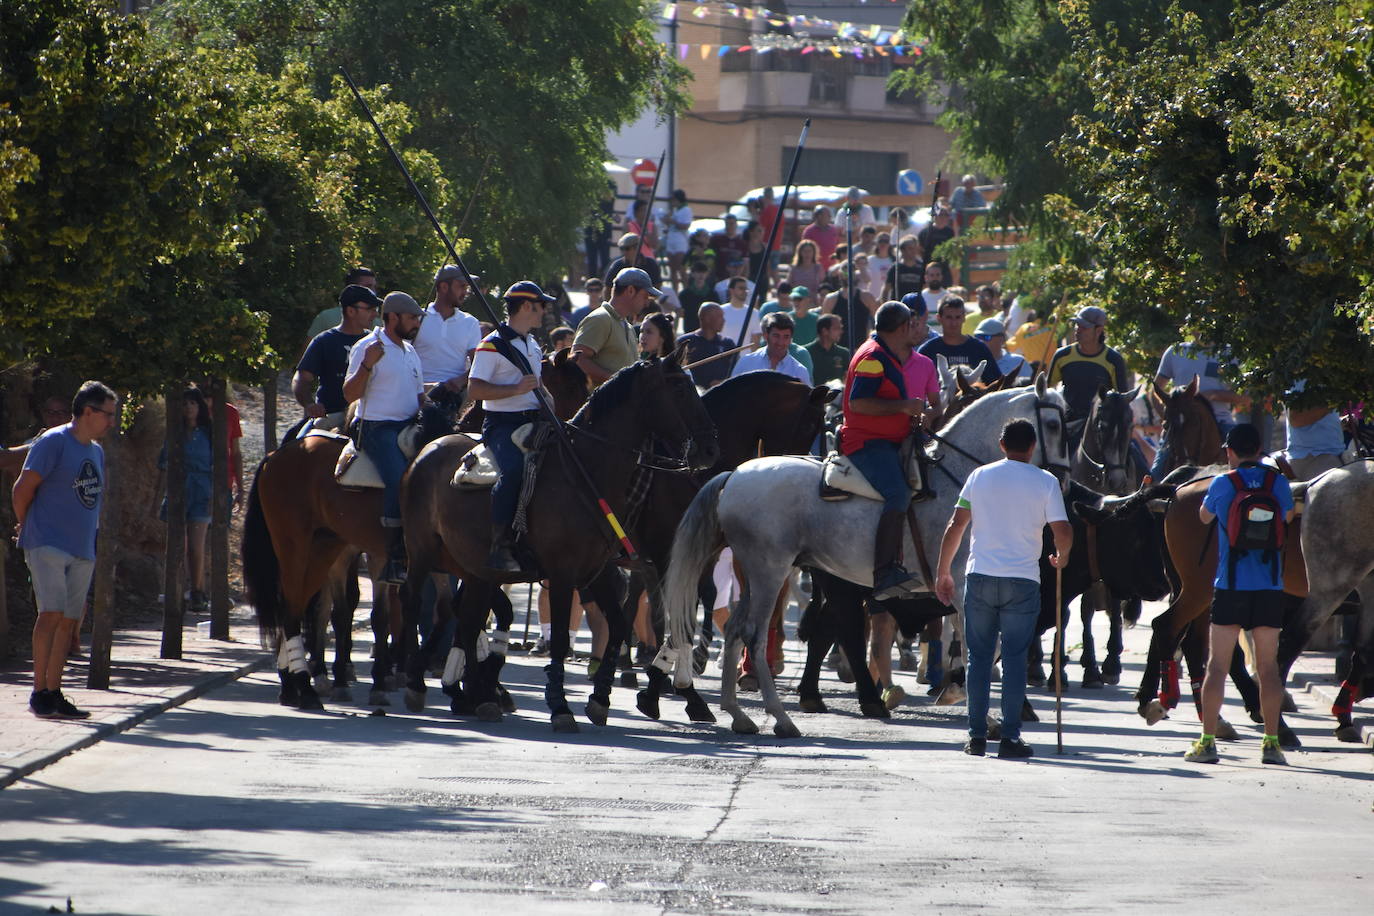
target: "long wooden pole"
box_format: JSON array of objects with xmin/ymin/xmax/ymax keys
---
[
  {"xmin": 209, "ymin": 377, "xmax": 231, "ymax": 640},
  {"xmin": 1054, "ymin": 564, "xmax": 1065, "ymax": 753},
  {"xmin": 680, "ymin": 343, "xmax": 750, "ymax": 372}
]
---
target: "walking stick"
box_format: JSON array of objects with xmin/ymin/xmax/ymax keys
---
[
  {"xmin": 726, "ymin": 119, "xmax": 811, "ymax": 373},
  {"xmin": 1054, "ymin": 564, "xmax": 1065, "ymax": 753}
]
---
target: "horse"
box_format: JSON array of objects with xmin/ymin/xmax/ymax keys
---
[
  {"xmin": 661, "ymin": 376, "xmax": 1072, "ymax": 737},
  {"xmin": 1152, "ymin": 376, "xmax": 1224, "ymax": 478},
  {"xmin": 398, "ymin": 352, "xmax": 719, "ymax": 731}
]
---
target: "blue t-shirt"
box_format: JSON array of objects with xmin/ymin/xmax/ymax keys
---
[
  {"xmin": 18, "ymin": 425, "xmax": 105, "ymax": 559},
  {"xmin": 297, "ymin": 328, "xmax": 368, "ymax": 412},
  {"xmin": 1203, "ymin": 465, "xmax": 1294, "ymax": 591}
]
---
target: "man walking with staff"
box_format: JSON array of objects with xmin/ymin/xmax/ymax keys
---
[{"xmin": 935, "ymin": 418, "xmax": 1072, "ymax": 759}]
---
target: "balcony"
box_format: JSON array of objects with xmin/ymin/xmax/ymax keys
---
[{"xmin": 717, "ymin": 71, "xmax": 812, "ymax": 111}]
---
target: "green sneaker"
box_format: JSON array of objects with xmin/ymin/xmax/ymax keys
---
[
  {"xmin": 1261, "ymin": 739, "xmax": 1288, "ymax": 766},
  {"xmin": 1184, "ymin": 737, "xmax": 1219, "ymax": 764}
]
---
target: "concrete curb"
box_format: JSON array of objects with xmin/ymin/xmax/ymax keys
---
[
  {"xmin": 1289, "ymin": 671, "xmax": 1374, "ymax": 750},
  {"xmin": 0, "ymin": 654, "xmax": 270, "ymax": 791}
]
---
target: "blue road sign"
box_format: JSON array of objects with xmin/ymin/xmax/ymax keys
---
[{"xmin": 896, "ymin": 169, "xmax": 923, "ymax": 196}]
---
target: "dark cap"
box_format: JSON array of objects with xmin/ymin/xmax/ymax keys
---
[
  {"xmin": 1073, "ymin": 305, "xmax": 1108, "ymax": 328},
  {"xmin": 1223, "ymin": 423, "xmax": 1262, "ymax": 456},
  {"xmin": 434, "ymin": 264, "xmax": 479, "ymax": 284},
  {"xmin": 381, "ymin": 291, "xmax": 422, "ymax": 316},
  {"xmin": 875, "ymin": 301, "xmax": 913, "ymax": 333},
  {"xmin": 502, "ymin": 280, "xmax": 556, "ymax": 303},
  {"xmin": 339, "ymin": 284, "xmax": 384, "ymax": 309},
  {"xmin": 900, "ymin": 291, "xmax": 927, "ymax": 316},
  {"xmin": 612, "ymin": 267, "xmax": 664, "ymax": 298}
]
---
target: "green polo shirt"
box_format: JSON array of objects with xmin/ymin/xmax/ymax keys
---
[
  {"xmin": 806, "ymin": 340, "xmax": 850, "ymax": 387},
  {"xmin": 573, "ymin": 302, "xmax": 638, "ymax": 378}
]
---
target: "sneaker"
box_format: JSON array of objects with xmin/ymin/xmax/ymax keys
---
[
  {"xmin": 963, "ymin": 737, "xmax": 986, "ymax": 756},
  {"xmin": 998, "ymin": 738, "xmax": 1034, "ymax": 759},
  {"xmin": 1184, "ymin": 737, "xmax": 1219, "ymax": 764},
  {"xmin": 29, "ymin": 690, "xmax": 56, "ymax": 719},
  {"xmin": 50, "ymin": 691, "xmax": 91, "ymax": 720},
  {"xmin": 882, "ymin": 684, "xmax": 907, "ymax": 710},
  {"xmin": 1261, "ymin": 739, "xmax": 1288, "ymax": 766},
  {"xmin": 529, "ymin": 637, "xmax": 550, "ymax": 657}
]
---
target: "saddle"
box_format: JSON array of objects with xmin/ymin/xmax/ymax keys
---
[
  {"xmin": 820, "ymin": 436, "xmax": 930, "ymax": 502},
  {"xmin": 450, "ymin": 422, "xmax": 546, "ymax": 489},
  {"xmin": 318, "ymin": 423, "xmax": 424, "ymax": 490}
]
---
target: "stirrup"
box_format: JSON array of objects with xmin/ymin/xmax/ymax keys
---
[{"xmin": 873, "ymin": 564, "xmax": 924, "ymax": 601}]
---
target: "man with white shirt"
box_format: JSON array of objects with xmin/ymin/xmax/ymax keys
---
[
  {"xmin": 837, "ymin": 187, "xmax": 877, "ymax": 234},
  {"xmin": 731, "ymin": 312, "xmax": 811, "ymax": 384},
  {"xmin": 719, "ymin": 276, "xmax": 763, "ymax": 346},
  {"xmin": 413, "ymin": 264, "xmax": 483, "ymax": 417},
  {"xmin": 343, "ymin": 292, "xmax": 426, "ymax": 585}
]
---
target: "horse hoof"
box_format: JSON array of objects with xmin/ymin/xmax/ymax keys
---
[
  {"xmin": 297, "ymin": 693, "xmax": 324, "ymax": 711},
  {"xmin": 1021, "ymin": 700, "xmax": 1039, "ymax": 723},
  {"xmin": 450, "ymin": 696, "xmax": 476, "ymax": 717},
  {"xmin": 1142, "ymin": 700, "xmax": 1167, "ymax": 725},
  {"xmin": 635, "ymin": 690, "xmax": 661, "ymax": 720},
  {"xmin": 1335, "ymin": 724, "xmax": 1362, "ymax": 743},
  {"xmin": 731, "ymin": 717, "xmax": 760, "ymax": 735},
  {"xmin": 278, "ymin": 692, "xmax": 297, "ymax": 708},
  {"xmin": 798, "ymin": 695, "xmax": 827, "ymax": 714},
  {"xmin": 367, "ymin": 689, "xmax": 390, "ymax": 707},
  {"xmin": 1027, "ymin": 668, "xmax": 1046, "ymax": 688},
  {"xmin": 1215, "ymin": 718, "xmax": 1240, "ymax": 741},
  {"xmin": 1279, "ymin": 725, "xmax": 1302, "ymax": 750},
  {"xmin": 899, "ymin": 650, "xmax": 918, "ymax": 672},
  {"xmin": 620, "ymin": 671, "xmax": 638, "ymax": 689},
  {"xmin": 859, "ymin": 701, "xmax": 890, "ymax": 719},
  {"xmin": 835, "ymin": 656, "xmax": 855, "ymax": 684},
  {"xmin": 935, "ymin": 684, "xmax": 966, "ymax": 706},
  {"xmin": 586, "ymin": 698, "xmax": 610, "ymax": 727},
  {"xmin": 475, "ymin": 702, "xmax": 503, "ymax": 723},
  {"xmin": 737, "ymin": 674, "xmax": 759, "ymax": 692},
  {"xmin": 773, "ymin": 719, "xmax": 802, "ymax": 739},
  {"xmin": 1102, "ymin": 670, "xmax": 1120, "ymax": 686},
  {"xmin": 404, "ymin": 688, "xmax": 426, "ymax": 713},
  {"xmin": 1081, "ymin": 672, "xmax": 1104, "ymax": 689},
  {"xmin": 692, "ymin": 644, "xmax": 710, "ymax": 676},
  {"xmin": 1282, "ymin": 691, "xmax": 1298, "ymax": 713},
  {"xmin": 685, "ymin": 700, "xmax": 717, "ymax": 723},
  {"xmin": 552, "ymin": 713, "xmax": 580, "ymax": 733},
  {"xmin": 498, "ymin": 686, "xmax": 517, "ymax": 714},
  {"xmin": 313, "ymin": 673, "xmax": 331, "ymax": 693},
  {"xmin": 330, "ymin": 686, "xmax": 353, "ymax": 703}
]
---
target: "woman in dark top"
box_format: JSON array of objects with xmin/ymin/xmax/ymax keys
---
[
  {"xmin": 158, "ymin": 386, "xmax": 215, "ymax": 612},
  {"xmin": 637, "ymin": 312, "xmax": 677, "ymax": 359}
]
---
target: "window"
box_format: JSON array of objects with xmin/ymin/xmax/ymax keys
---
[{"xmin": 781, "ymin": 148, "xmax": 904, "ymax": 193}]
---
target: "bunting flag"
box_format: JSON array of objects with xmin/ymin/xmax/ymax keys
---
[{"xmin": 656, "ymin": 2, "xmax": 928, "ymax": 60}]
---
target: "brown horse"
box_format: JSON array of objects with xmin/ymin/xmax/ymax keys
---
[
  {"xmin": 1152, "ymin": 376, "xmax": 1225, "ymax": 477},
  {"xmin": 242, "ymin": 354, "xmax": 588, "ymax": 710},
  {"xmin": 398, "ymin": 353, "xmax": 719, "ymax": 730}
]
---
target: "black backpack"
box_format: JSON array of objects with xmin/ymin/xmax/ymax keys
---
[{"xmin": 1224, "ymin": 463, "xmax": 1285, "ymax": 587}]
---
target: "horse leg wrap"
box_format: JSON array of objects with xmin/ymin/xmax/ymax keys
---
[
  {"xmin": 475, "ymin": 632, "xmax": 490, "ymax": 662},
  {"xmin": 489, "ymin": 631, "xmax": 509, "ymax": 658},
  {"xmin": 1160, "ymin": 659, "xmax": 1181, "ymax": 709},
  {"xmin": 284, "ymin": 636, "xmax": 308, "ymax": 675},
  {"xmin": 442, "ymin": 648, "xmax": 466, "ymax": 687},
  {"xmin": 1332, "ymin": 681, "xmax": 1355, "ymax": 719}
]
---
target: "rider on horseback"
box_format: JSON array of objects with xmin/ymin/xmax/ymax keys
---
[
  {"xmin": 468, "ymin": 281, "xmax": 556, "ymax": 574},
  {"xmin": 839, "ymin": 301, "xmax": 938, "ymax": 600},
  {"xmin": 342, "ymin": 291, "xmax": 426, "ymax": 586}
]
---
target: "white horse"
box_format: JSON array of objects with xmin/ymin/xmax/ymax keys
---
[{"xmin": 661, "ymin": 376, "xmax": 1072, "ymax": 736}]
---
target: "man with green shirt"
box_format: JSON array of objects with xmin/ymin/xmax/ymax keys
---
[
  {"xmin": 806, "ymin": 313, "xmax": 850, "ymax": 387},
  {"xmin": 788, "ymin": 285, "xmax": 819, "ymax": 346},
  {"xmin": 572, "ymin": 267, "xmax": 659, "ymax": 386}
]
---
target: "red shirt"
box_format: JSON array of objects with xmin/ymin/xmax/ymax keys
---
[
  {"xmin": 760, "ymin": 203, "xmax": 781, "ymax": 238},
  {"xmin": 801, "ymin": 223, "xmax": 840, "ymax": 265},
  {"xmin": 839, "ymin": 336, "xmax": 910, "ymax": 455}
]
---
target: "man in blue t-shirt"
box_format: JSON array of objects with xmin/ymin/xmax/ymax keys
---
[
  {"xmin": 1187, "ymin": 423, "xmax": 1295, "ymax": 766},
  {"xmin": 292, "ymin": 284, "xmax": 384, "ymax": 437},
  {"xmin": 13, "ymin": 381, "xmax": 118, "ymax": 720},
  {"xmin": 917, "ymin": 297, "xmax": 1000, "ymax": 384}
]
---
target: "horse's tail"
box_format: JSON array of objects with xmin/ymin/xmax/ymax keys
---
[
  {"xmin": 665, "ymin": 471, "xmax": 730, "ymax": 687},
  {"xmin": 241, "ymin": 457, "xmax": 282, "ymax": 648}
]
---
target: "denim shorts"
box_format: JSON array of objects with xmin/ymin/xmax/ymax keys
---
[{"xmin": 26, "ymin": 545, "xmax": 95, "ymax": 620}]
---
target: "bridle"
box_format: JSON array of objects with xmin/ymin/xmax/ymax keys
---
[
  {"xmin": 926, "ymin": 391, "xmax": 1072, "ymax": 481},
  {"xmin": 1079, "ymin": 396, "xmax": 1132, "ymax": 481}
]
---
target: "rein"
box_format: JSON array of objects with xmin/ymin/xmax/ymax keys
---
[
  {"xmin": 563, "ymin": 421, "xmax": 696, "ymax": 473},
  {"xmin": 926, "ymin": 394, "xmax": 1072, "ymax": 480}
]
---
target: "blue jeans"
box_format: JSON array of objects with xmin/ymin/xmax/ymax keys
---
[
  {"xmin": 963, "ymin": 573, "xmax": 1041, "ymax": 741},
  {"xmin": 359, "ymin": 420, "xmax": 408, "ymax": 525},
  {"xmin": 845, "ymin": 439, "xmax": 910, "ymax": 512},
  {"xmin": 483, "ymin": 411, "xmax": 537, "ymax": 529}
]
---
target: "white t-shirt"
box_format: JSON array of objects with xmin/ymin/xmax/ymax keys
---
[
  {"xmin": 346, "ymin": 330, "xmax": 424, "ymax": 421},
  {"xmin": 867, "ymin": 255, "xmax": 893, "ymax": 298},
  {"xmin": 956, "ymin": 458, "xmax": 1067, "ymax": 583},
  {"xmin": 714, "ymin": 278, "xmax": 757, "ymax": 303},
  {"xmin": 413, "ymin": 303, "xmax": 483, "ymax": 384},
  {"xmin": 469, "ymin": 329, "xmax": 544, "ymax": 412},
  {"xmin": 838, "ymin": 203, "xmax": 876, "ymax": 233},
  {"xmin": 719, "ymin": 303, "xmax": 763, "ymax": 342},
  {"xmin": 731, "ymin": 349, "xmax": 811, "ymax": 385},
  {"xmin": 665, "ymin": 205, "xmax": 693, "ymax": 253}
]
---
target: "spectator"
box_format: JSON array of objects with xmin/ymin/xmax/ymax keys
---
[
  {"xmin": 719, "ymin": 276, "xmax": 763, "ymax": 347},
  {"xmin": 963, "ymin": 284, "xmax": 1002, "ymax": 336},
  {"xmin": 731, "ymin": 312, "xmax": 811, "ymax": 384},
  {"xmin": 889, "ymin": 206, "xmax": 917, "ymax": 244},
  {"xmin": 837, "ymin": 187, "xmax": 876, "ymax": 235},
  {"xmin": 917, "ymin": 205, "xmax": 956, "ymax": 264},
  {"xmin": 1047, "ymin": 305, "xmax": 1129, "ymax": 423},
  {"xmin": 883, "ymin": 235, "xmax": 926, "ymax": 303},
  {"xmin": 678, "ymin": 303, "xmax": 737, "ymax": 389},
  {"xmin": 900, "ymin": 293, "xmax": 939, "ymax": 346},
  {"xmin": 1005, "ymin": 308, "xmax": 1058, "ymax": 372},
  {"xmin": 306, "ymin": 267, "xmax": 378, "ymax": 341},
  {"xmin": 919, "ymin": 261, "xmax": 950, "ymax": 320},
  {"xmin": 787, "ymin": 286, "xmax": 820, "ymax": 346},
  {"xmin": 821, "ymin": 268, "xmax": 879, "ymax": 341},
  {"xmin": 710, "ymin": 214, "xmax": 749, "ymax": 282},
  {"xmin": 14, "ymin": 380, "xmax": 118, "ymax": 719},
  {"xmin": 603, "ymin": 232, "xmax": 663, "ymax": 290},
  {"xmin": 686, "ymin": 228, "xmax": 716, "ymax": 279},
  {"xmin": 918, "ymin": 297, "xmax": 1000, "ymax": 384},
  {"xmin": 550, "ymin": 327, "xmax": 575, "ymax": 352},
  {"xmin": 975, "ymin": 317, "xmax": 1030, "ymax": 381},
  {"xmin": 868, "ymin": 233, "xmax": 894, "ymax": 299},
  {"xmin": 158, "ymin": 386, "xmax": 214, "ymax": 612},
  {"xmin": 745, "ymin": 220, "xmax": 773, "ymax": 286},
  {"xmin": 758, "ymin": 186, "xmax": 781, "ymax": 238},
  {"xmin": 806, "ymin": 313, "xmax": 850, "ymax": 387},
  {"xmin": 801, "ymin": 205, "xmax": 841, "ymax": 266},
  {"xmin": 1283, "ymin": 380, "xmax": 1346, "ymax": 480},
  {"xmin": 950, "ymin": 174, "xmax": 987, "ymax": 232},
  {"xmin": 677, "ymin": 262, "xmax": 715, "ymax": 333},
  {"xmin": 664, "ymin": 189, "xmax": 693, "ymax": 292},
  {"xmin": 789, "ymin": 239, "xmax": 827, "ymax": 293},
  {"xmin": 574, "ymin": 267, "xmax": 659, "ymax": 386},
  {"xmin": 1153, "ymin": 342, "xmax": 1249, "ymax": 436},
  {"xmin": 857, "ymin": 225, "xmax": 878, "ymax": 256},
  {"xmin": 584, "ymin": 181, "xmax": 616, "ymax": 281},
  {"xmin": 637, "ymin": 312, "xmax": 677, "ymax": 359},
  {"xmin": 714, "ymin": 262, "xmax": 755, "ymax": 303},
  {"xmin": 294, "ymin": 283, "xmax": 384, "ymax": 430},
  {"xmin": 568, "ymin": 278, "xmax": 605, "ymax": 329},
  {"xmin": 413, "ymin": 264, "xmax": 483, "ymax": 412},
  {"xmin": 626, "ymin": 198, "xmax": 658, "ymax": 259}
]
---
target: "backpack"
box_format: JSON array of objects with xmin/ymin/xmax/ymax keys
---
[{"xmin": 1224, "ymin": 463, "xmax": 1285, "ymax": 587}]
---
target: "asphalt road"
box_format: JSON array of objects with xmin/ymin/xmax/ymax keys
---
[{"xmin": 2, "ymin": 601, "xmax": 1371, "ymax": 915}]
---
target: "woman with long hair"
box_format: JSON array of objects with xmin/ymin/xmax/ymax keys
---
[
  {"xmin": 158, "ymin": 385, "xmax": 214, "ymax": 612},
  {"xmin": 868, "ymin": 232, "xmax": 894, "ymax": 298},
  {"xmin": 789, "ymin": 238, "xmax": 825, "ymax": 293},
  {"xmin": 637, "ymin": 311, "xmax": 677, "ymax": 359}
]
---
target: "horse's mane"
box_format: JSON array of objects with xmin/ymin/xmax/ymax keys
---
[
  {"xmin": 941, "ymin": 385, "xmax": 1059, "ymax": 438},
  {"xmin": 574, "ymin": 359, "xmax": 681, "ymax": 425},
  {"xmin": 702, "ymin": 370, "xmax": 798, "ymax": 409}
]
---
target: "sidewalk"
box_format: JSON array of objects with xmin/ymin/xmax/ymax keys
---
[{"xmin": 0, "ymin": 606, "xmax": 269, "ymax": 790}]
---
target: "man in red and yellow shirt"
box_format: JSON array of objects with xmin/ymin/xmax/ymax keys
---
[{"xmin": 839, "ymin": 301, "xmax": 936, "ymax": 600}]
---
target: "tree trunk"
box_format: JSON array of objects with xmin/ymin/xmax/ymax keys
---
[
  {"xmin": 87, "ymin": 414, "xmax": 121, "ymax": 688},
  {"xmin": 0, "ymin": 470, "xmax": 8, "ymax": 663},
  {"xmin": 209, "ymin": 378, "xmax": 231, "ymax": 640},
  {"xmin": 263, "ymin": 374, "xmax": 277, "ymax": 451},
  {"xmin": 161, "ymin": 384, "xmax": 187, "ymax": 659}
]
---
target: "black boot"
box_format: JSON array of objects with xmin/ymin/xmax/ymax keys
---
[
  {"xmin": 872, "ymin": 509, "xmax": 924, "ymax": 601},
  {"xmin": 488, "ymin": 525, "xmax": 523, "ymax": 573},
  {"xmin": 382, "ymin": 527, "xmax": 407, "ymax": 586}
]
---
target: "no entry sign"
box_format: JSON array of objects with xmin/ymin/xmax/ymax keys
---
[{"xmin": 630, "ymin": 158, "xmax": 658, "ymax": 187}]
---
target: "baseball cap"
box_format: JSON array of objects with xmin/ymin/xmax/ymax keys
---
[
  {"xmin": 618, "ymin": 232, "xmax": 641, "ymax": 248},
  {"xmin": 975, "ymin": 317, "xmax": 1006, "ymax": 338},
  {"xmin": 1073, "ymin": 305, "xmax": 1108, "ymax": 328},
  {"xmin": 1223, "ymin": 423, "xmax": 1262, "ymax": 455},
  {"xmin": 381, "ymin": 291, "xmax": 422, "ymax": 316},
  {"xmin": 613, "ymin": 267, "xmax": 664, "ymax": 298},
  {"xmin": 900, "ymin": 292, "xmax": 927, "ymax": 316},
  {"xmin": 502, "ymin": 280, "xmax": 557, "ymax": 303},
  {"xmin": 434, "ymin": 264, "xmax": 480, "ymax": 284},
  {"xmin": 339, "ymin": 284, "xmax": 384, "ymax": 309},
  {"xmin": 789, "ymin": 286, "xmax": 810, "ymax": 300}
]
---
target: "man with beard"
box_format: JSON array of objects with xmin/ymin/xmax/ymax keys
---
[{"xmin": 343, "ymin": 291, "xmax": 426, "ymax": 585}]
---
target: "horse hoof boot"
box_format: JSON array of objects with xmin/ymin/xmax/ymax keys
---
[
  {"xmin": 498, "ymin": 686, "xmax": 517, "ymax": 714},
  {"xmin": 620, "ymin": 671, "xmax": 638, "ymax": 689},
  {"xmin": 1282, "ymin": 691, "xmax": 1298, "ymax": 713},
  {"xmin": 859, "ymin": 701, "xmax": 890, "ymax": 719},
  {"xmin": 731, "ymin": 715, "xmax": 760, "ymax": 735},
  {"xmin": 367, "ymin": 688, "xmax": 391, "ymax": 708},
  {"xmin": 798, "ymin": 695, "xmax": 827, "ymax": 714},
  {"xmin": 635, "ymin": 690, "xmax": 661, "ymax": 720},
  {"xmin": 1215, "ymin": 718, "xmax": 1240, "ymax": 741},
  {"xmin": 552, "ymin": 712, "xmax": 580, "ymax": 733},
  {"xmin": 404, "ymin": 688, "xmax": 426, "ymax": 713},
  {"xmin": 1081, "ymin": 671, "xmax": 1105, "ymax": 689},
  {"xmin": 1334, "ymin": 724, "xmax": 1362, "ymax": 743},
  {"xmin": 586, "ymin": 697, "xmax": 610, "ymax": 727},
  {"xmin": 685, "ymin": 699, "xmax": 717, "ymax": 723},
  {"xmin": 773, "ymin": 719, "xmax": 802, "ymax": 739},
  {"xmin": 1020, "ymin": 699, "xmax": 1039, "ymax": 723},
  {"xmin": 330, "ymin": 686, "xmax": 353, "ymax": 703},
  {"xmin": 475, "ymin": 702, "xmax": 503, "ymax": 723},
  {"xmin": 1143, "ymin": 699, "xmax": 1167, "ymax": 725},
  {"xmin": 1278, "ymin": 724, "xmax": 1302, "ymax": 749}
]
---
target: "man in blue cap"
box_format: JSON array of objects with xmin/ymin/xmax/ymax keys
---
[{"xmin": 468, "ymin": 280, "xmax": 556, "ymax": 573}]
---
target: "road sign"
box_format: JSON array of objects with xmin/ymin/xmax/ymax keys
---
[
  {"xmin": 896, "ymin": 169, "xmax": 923, "ymax": 196},
  {"xmin": 630, "ymin": 158, "xmax": 658, "ymax": 187}
]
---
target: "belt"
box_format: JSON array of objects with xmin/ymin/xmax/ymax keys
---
[{"xmin": 485, "ymin": 409, "xmax": 542, "ymax": 421}]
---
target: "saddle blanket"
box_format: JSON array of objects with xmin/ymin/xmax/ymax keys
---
[{"xmin": 450, "ymin": 423, "xmax": 539, "ymax": 489}]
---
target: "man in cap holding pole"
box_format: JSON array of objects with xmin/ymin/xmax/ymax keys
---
[
  {"xmin": 342, "ymin": 291, "xmax": 426, "ymax": 585},
  {"xmin": 468, "ymin": 281, "xmax": 556, "ymax": 573}
]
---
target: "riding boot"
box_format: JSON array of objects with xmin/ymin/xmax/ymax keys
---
[
  {"xmin": 872, "ymin": 510, "xmax": 924, "ymax": 601},
  {"xmin": 488, "ymin": 525, "xmax": 523, "ymax": 573},
  {"xmin": 382, "ymin": 527, "xmax": 407, "ymax": 586},
  {"xmin": 912, "ymin": 455, "xmax": 936, "ymax": 503}
]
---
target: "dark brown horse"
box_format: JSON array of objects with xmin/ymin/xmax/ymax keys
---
[
  {"xmin": 399, "ymin": 353, "xmax": 719, "ymax": 730},
  {"xmin": 1152, "ymin": 376, "xmax": 1225, "ymax": 478}
]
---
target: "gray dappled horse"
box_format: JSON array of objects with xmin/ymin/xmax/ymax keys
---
[{"xmin": 661, "ymin": 377, "xmax": 1071, "ymax": 737}]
